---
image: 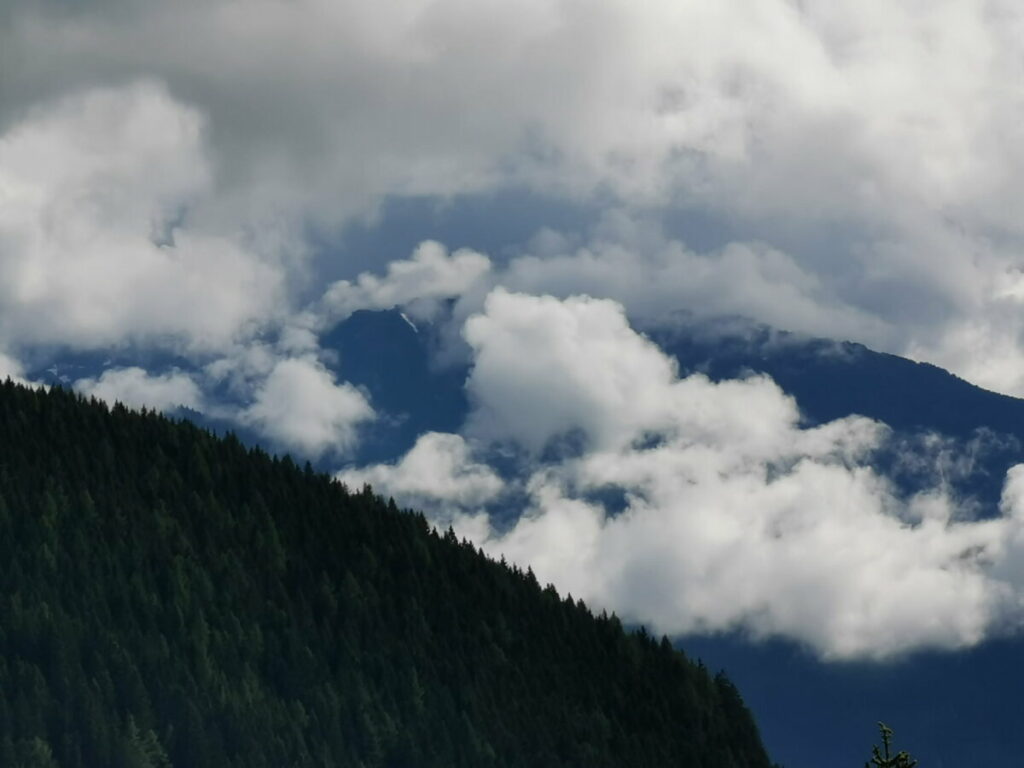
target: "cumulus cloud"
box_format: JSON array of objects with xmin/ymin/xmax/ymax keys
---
[
  {"xmin": 337, "ymin": 431, "xmax": 503, "ymax": 514},
  {"xmin": 365, "ymin": 290, "xmax": 1024, "ymax": 659},
  {"xmin": 0, "ymin": 81, "xmax": 291, "ymax": 355},
  {"xmin": 463, "ymin": 288, "xmax": 805, "ymax": 454},
  {"xmin": 238, "ymin": 357, "xmax": 374, "ymax": 458},
  {"xmin": 493, "ymin": 446, "xmax": 1023, "ymax": 660},
  {"xmin": 320, "ymin": 240, "xmax": 491, "ymax": 323},
  {"xmin": 75, "ymin": 367, "xmax": 203, "ymax": 412},
  {"xmin": 462, "ymin": 288, "xmax": 882, "ymax": 456}
]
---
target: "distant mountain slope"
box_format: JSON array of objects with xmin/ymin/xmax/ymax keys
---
[
  {"xmin": 320, "ymin": 309, "xmax": 468, "ymax": 465},
  {"xmin": 0, "ymin": 380, "xmax": 774, "ymax": 768},
  {"xmin": 650, "ymin": 324, "xmax": 1024, "ymax": 508},
  {"xmin": 322, "ymin": 309, "xmax": 1024, "ymax": 445},
  {"xmin": 651, "ymin": 324, "xmax": 1024, "ymax": 437}
]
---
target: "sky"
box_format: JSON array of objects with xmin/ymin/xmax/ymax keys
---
[{"xmin": 5, "ymin": 0, "xmax": 1024, "ymax": 660}]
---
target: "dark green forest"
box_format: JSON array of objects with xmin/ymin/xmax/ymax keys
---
[{"xmin": 0, "ymin": 379, "xmax": 774, "ymax": 767}]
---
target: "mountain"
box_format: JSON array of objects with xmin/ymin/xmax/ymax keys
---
[
  {"xmin": 0, "ymin": 379, "xmax": 774, "ymax": 768},
  {"xmin": 319, "ymin": 309, "xmax": 468, "ymax": 465}
]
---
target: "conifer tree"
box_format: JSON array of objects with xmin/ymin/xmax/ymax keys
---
[{"xmin": 866, "ymin": 723, "xmax": 918, "ymax": 768}]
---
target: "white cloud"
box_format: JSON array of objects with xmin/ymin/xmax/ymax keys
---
[
  {"xmin": 320, "ymin": 240, "xmax": 491, "ymax": 323},
  {"xmin": 337, "ymin": 431, "xmax": 503, "ymax": 513},
  {"xmin": 397, "ymin": 290, "xmax": 1024, "ymax": 659},
  {"xmin": 499, "ymin": 212, "xmax": 892, "ymax": 350},
  {"xmin": 4, "ymin": 0, "xmax": 1019, "ymax": 225},
  {"xmin": 0, "ymin": 351, "xmax": 30, "ymax": 386},
  {"xmin": 238, "ymin": 356, "xmax": 374, "ymax": 458},
  {"xmin": 0, "ymin": 81, "xmax": 291, "ymax": 355},
  {"xmin": 463, "ymin": 288, "xmax": 859, "ymax": 455},
  {"xmin": 75, "ymin": 367, "xmax": 203, "ymax": 412},
  {"xmin": 494, "ymin": 447, "xmax": 1018, "ymax": 661},
  {"xmin": 463, "ymin": 288, "xmax": 680, "ymax": 453}
]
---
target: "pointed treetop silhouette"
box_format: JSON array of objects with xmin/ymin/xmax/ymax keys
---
[{"xmin": 866, "ymin": 723, "xmax": 918, "ymax": 768}]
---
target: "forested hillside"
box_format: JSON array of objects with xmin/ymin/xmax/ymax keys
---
[{"xmin": 0, "ymin": 380, "xmax": 774, "ymax": 768}]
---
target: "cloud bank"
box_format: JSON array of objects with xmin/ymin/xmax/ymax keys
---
[
  {"xmin": 6, "ymin": 0, "xmax": 1024, "ymax": 397},
  {"xmin": 6, "ymin": 1, "xmax": 1024, "ymax": 396}
]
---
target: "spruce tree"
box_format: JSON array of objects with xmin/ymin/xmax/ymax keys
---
[{"xmin": 866, "ymin": 723, "xmax": 918, "ymax": 768}]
